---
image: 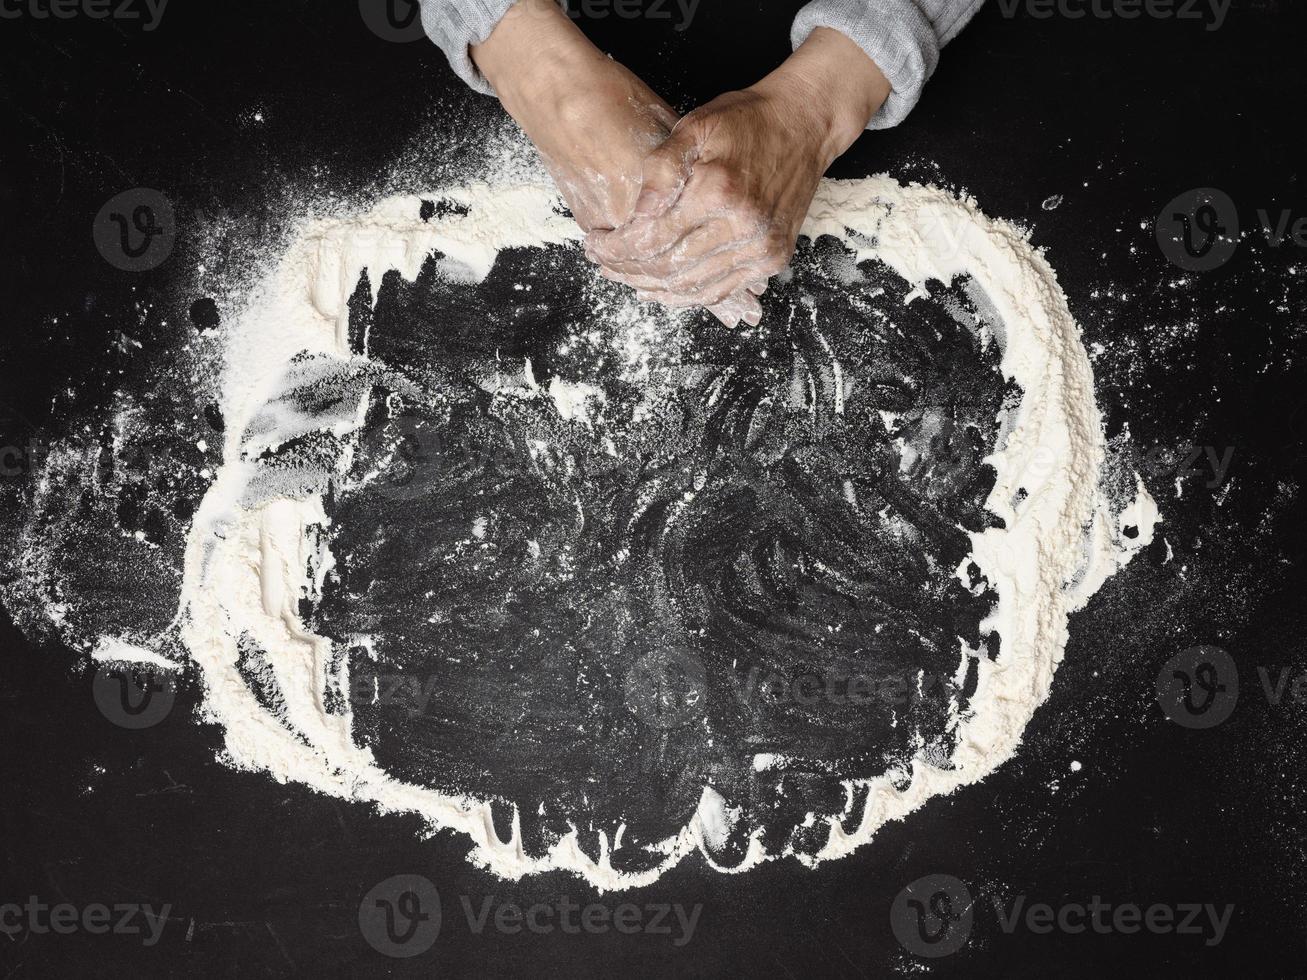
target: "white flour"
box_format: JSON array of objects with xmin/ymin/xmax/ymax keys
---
[{"xmin": 174, "ymin": 177, "xmax": 1156, "ymax": 890}]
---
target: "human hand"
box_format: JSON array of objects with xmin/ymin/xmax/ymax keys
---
[
  {"xmin": 585, "ymin": 28, "xmax": 891, "ymax": 322},
  {"xmin": 472, "ymin": 0, "xmax": 760, "ymax": 323},
  {"xmin": 472, "ymin": 0, "xmax": 674, "ymax": 231}
]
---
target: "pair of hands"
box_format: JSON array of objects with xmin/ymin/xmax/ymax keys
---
[{"xmin": 473, "ymin": 1, "xmax": 890, "ymax": 326}]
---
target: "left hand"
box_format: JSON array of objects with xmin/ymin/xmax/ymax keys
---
[{"xmin": 585, "ymin": 28, "xmax": 891, "ymax": 318}]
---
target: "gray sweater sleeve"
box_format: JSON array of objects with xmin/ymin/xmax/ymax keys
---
[
  {"xmin": 419, "ymin": 0, "xmax": 516, "ymax": 96},
  {"xmin": 421, "ymin": 0, "xmax": 984, "ymax": 125},
  {"xmin": 792, "ymin": 0, "xmax": 986, "ymax": 128}
]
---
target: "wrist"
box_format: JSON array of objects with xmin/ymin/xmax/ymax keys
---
[
  {"xmin": 750, "ymin": 27, "xmax": 890, "ymax": 168},
  {"xmin": 473, "ymin": 1, "xmax": 606, "ymax": 119}
]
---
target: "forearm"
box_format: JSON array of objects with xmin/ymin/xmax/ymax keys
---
[
  {"xmin": 748, "ymin": 27, "xmax": 891, "ymax": 171},
  {"xmin": 471, "ymin": 1, "xmax": 603, "ymax": 122},
  {"xmin": 464, "ymin": 1, "xmax": 681, "ymax": 231},
  {"xmin": 792, "ymin": 0, "xmax": 986, "ymax": 128}
]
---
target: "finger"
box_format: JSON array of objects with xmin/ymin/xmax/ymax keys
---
[
  {"xmin": 632, "ymin": 119, "xmax": 705, "ymax": 218},
  {"xmin": 600, "ymin": 233, "xmax": 769, "ymax": 299},
  {"xmin": 591, "ymin": 219, "xmax": 749, "ymax": 280},
  {"xmin": 710, "ymin": 290, "xmax": 763, "ymax": 327},
  {"xmin": 635, "ymin": 289, "xmax": 695, "ymax": 308},
  {"xmin": 601, "ymin": 248, "xmax": 743, "ymax": 298},
  {"xmin": 631, "ymin": 284, "xmax": 760, "ymax": 324},
  {"xmin": 748, "ymin": 279, "xmax": 768, "ymax": 296},
  {"xmin": 635, "ymin": 261, "xmax": 768, "ymax": 311},
  {"xmin": 587, "ymin": 163, "xmax": 741, "ymax": 267},
  {"xmin": 586, "ymin": 196, "xmax": 714, "ymax": 268}
]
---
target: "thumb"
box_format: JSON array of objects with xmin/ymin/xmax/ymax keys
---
[{"xmin": 633, "ymin": 121, "xmax": 702, "ymax": 218}]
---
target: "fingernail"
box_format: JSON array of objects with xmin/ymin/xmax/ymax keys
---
[{"xmin": 743, "ymin": 310, "xmax": 761, "ymax": 326}]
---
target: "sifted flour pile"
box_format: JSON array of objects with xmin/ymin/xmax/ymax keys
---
[{"xmin": 172, "ymin": 177, "xmax": 1155, "ymax": 890}]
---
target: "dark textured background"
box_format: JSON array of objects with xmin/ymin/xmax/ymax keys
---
[{"xmin": 2, "ymin": 1, "xmax": 1306, "ymax": 975}]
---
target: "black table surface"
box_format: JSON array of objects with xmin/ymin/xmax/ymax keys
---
[{"xmin": 2, "ymin": 1, "xmax": 1305, "ymax": 976}]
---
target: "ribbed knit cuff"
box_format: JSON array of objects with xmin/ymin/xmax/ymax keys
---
[
  {"xmin": 420, "ymin": 0, "xmax": 519, "ymax": 96},
  {"xmin": 791, "ymin": 0, "xmax": 941, "ymax": 130}
]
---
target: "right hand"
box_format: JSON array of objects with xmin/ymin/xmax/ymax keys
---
[{"xmin": 472, "ymin": 0, "xmax": 761, "ymax": 325}]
